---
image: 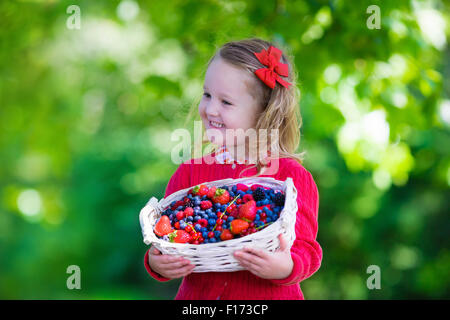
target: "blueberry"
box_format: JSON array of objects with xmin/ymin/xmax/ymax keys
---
[
  {"xmin": 186, "ymin": 216, "xmax": 193, "ymax": 222},
  {"xmin": 209, "ymin": 238, "xmax": 216, "ymax": 243},
  {"xmin": 228, "ymin": 217, "xmax": 234, "ymax": 222},
  {"xmin": 187, "ymin": 194, "xmax": 193, "ymax": 199},
  {"xmin": 194, "ymin": 200, "xmax": 201, "ymax": 206},
  {"xmin": 205, "ymin": 208, "xmax": 212, "ymax": 214},
  {"xmin": 208, "ymin": 219, "xmax": 216, "ymax": 226},
  {"xmin": 203, "ymin": 238, "xmax": 209, "ymax": 244},
  {"xmin": 232, "ymin": 185, "xmax": 237, "ymax": 193},
  {"xmin": 255, "ymin": 214, "xmax": 260, "ymax": 221},
  {"xmin": 221, "ymin": 205, "xmax": 227, "ymax": 211},
  {"xmin": 201, "ymin": 195, "xmax": 208, "ymax": 200},
  {"xmin": 201, "ymin": 227, "xmax": 208, "ymax": 233},
  {"xmin": 246, "ymin": 190, "xmax": 253, "ymax": 194},
  {"xmin": 177, "ymin": 206, "xmax": 184, "ymax": 211},
  {"xmin": 214, "ymin": 230, "xmax": 221, "ymax": 238},
  {"xmin": 202, "ymin": 231, "xmax": 208, "ymax": 238},
  {"xmin": 266, "ymin": 217, "xmax": 272, "ymax": 223},
  {"xmin": 194, "ymin": 216, "xmax": 201, "ymax": 222}
]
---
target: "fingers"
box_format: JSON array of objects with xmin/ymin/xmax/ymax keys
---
[
  {"xmin": 165, "ymin": 263, "xmax": 196, "ymax": 279},
  {"xmin": 149, "ymin": 246, "xmax": 161, "ymax": 255},
  {"xmin": 234, "ymin": 249, "xmax": 266, "ymax": 268},
  {"xmin": 241, "ymin": 246, "xmax": 270, "ymax": 260},
  {"xmin": 277, "ymin": 234, "xmax": 287, "ymax": 252}
]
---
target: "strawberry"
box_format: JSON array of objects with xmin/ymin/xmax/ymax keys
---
[
  {"xmin": 207, "ymin": 186, "xmax": 217, "ymax": 199},
  {"xmin": 154, "ymin": 216, "xmax": 173, "ymax": 237},
  {"xmin": 238, "ymin": 200, "xmax": 257, "ymax": 222},
  {"xmin": 192, "ymin": 184, "xmax": 209, "ymax": 196},
  {"xmin": 220, "ymin": 229, "xmax": 234, "ymax": 241},
  {"xmin": 200, "ymin": 200, "xmax": 212, "ymax": 210},
  {"xmin": 169, "ymin": 230, "xmax": 191, "ymax": 243},
  {"xmin": 212, "ymin": 188, "xmax": 230, "ymax": 204},
  {"xmin": 230, "ymin": 219, "xmax": 249, "ymax": 235}
]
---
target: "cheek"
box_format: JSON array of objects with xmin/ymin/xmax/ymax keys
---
[{"xmin": 198, "ymin": 102, "xmax": 207, "ymax": 119}]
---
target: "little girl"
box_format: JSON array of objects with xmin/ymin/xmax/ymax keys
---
[{"xmin": 144, "ymin": 38, "xmax": 322, "ymax": 300}]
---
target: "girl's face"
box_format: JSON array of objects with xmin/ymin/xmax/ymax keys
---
[{"xmin": 199, "ymin": 56, "xmax": 262, "ymax": 146}]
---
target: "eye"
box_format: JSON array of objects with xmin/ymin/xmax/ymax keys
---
[
  {"xmin": 222, "ymin": 100, "xmax": 232, "ymax": 106},
  {"xmin": 203, "ymin": 92, "xmax": 211, "ymax": 98}
]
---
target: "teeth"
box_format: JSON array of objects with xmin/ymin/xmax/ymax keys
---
[{"xmin": 210, "ymin": 121, "xmax": 225, "ymax": 128}]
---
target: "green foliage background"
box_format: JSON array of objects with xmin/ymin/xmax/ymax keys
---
[{"xmin": 0, "ymin": 0, "xmax": 449, "ymax": 299}]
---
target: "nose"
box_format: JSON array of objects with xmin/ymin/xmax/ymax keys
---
[{"xmin": 205, "ymin": 97, "xmax": 220, "ymax": 118}]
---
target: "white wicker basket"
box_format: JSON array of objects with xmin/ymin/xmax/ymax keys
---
[{"xmin": 139, "ymin": 177, "xmax": 298, "ymax": 273}]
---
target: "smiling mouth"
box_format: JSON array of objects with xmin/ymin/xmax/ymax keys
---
[{"xmin": 209, "ymin": 120, "xmax": 225, "ymax": 128}]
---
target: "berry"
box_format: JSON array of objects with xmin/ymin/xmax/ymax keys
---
[
  {"xmin": 192, "ymin": 184, "xmax": 209, "ymax": 196},
  {"xmin": 198, "ymin": 219, "xmax": 208, "ymax": 228},
  {"xmin": 169, "ymin": 230, "xmax": 191, "ymax": 243},
  {"xmin": 208, "ymin": 231, "xmax": 214, "ymax": 238},
  {"xmin": 238, "ymin": 200, "xmax": 257, "ymax": 222},
  {"xmin": 200, "ymin": 200, "xmax": 212, "ymax": 210},
  {"xmin": 236, "ymin": 183, "xmax": 249, "ymax": 192},
  {"xmin": 207, "ymin": 186, "xmax": 217, "ymax": 199},
  {"xmin": 274, "ymin": 192, "xmax": 286, "ymax": 207},
  {"xmin": 253, "ymin": 187, "xmax": 266, "ymax": 201},
  {"xmin": 212, "ymin": 188, "xmax": 230, "ymax": 205},
  {"xmin": 250, "ymin": 184, "xmax": 264, "ymax": 191},
  {"xmin": 184, "ymin": 207, "xmax": 194, "ymax": 217},
  {"xmin": 230, "ymin": 219, "xmax": 249, "ymax": 235},
  {"xmin": 220, "ymin": 229, "xmax": 233, "ymax": 241},
  {"xmin": 243, "ymin": 194, "xmax": 254, "ymax": 203},
  {"xmin": 154, "ymin": 216, "xmax": 173, "ymax": 237},
  {"xmin": 176, "ymin": 211, "xmax": 185, "ymax": 220}
]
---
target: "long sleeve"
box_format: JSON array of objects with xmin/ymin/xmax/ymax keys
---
[
  {"xmin": 270, "ymin": 166, "xmax": 322, "ymax": 286},
  {"xmin": 144, "ymin": 161, "xmax": 191, "ymax": 282}
]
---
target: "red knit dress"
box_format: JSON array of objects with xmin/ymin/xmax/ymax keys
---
[{"xmin": 144, "ymin": 151, "xmax": 322, "ymax": 300}]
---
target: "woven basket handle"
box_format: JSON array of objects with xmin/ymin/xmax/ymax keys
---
[{"xmin": 139, "ymin": 197, "xmax": 160, "ymax": 245}]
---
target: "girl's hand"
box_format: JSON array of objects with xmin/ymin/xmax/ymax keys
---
[
  {"xmin": 148, "ymin": 246, "xmax": 195, "ymax": 279},
  {"xmin": 233, "ymin": 234, "xmax": 293, "ymax": 280}
]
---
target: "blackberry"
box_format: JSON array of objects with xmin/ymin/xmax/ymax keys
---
[
  {"xmin": 253, "ymin": 187, "xmax": 266, "ymax": 201},
  {"xmin": 274, "ymin": 192, "xmax": 285, "ymax": 207}
]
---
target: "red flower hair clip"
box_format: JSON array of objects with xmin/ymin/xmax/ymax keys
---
[{"xmin": 253, "ymin": 45, "xmax": 292, "ymax": 89}]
